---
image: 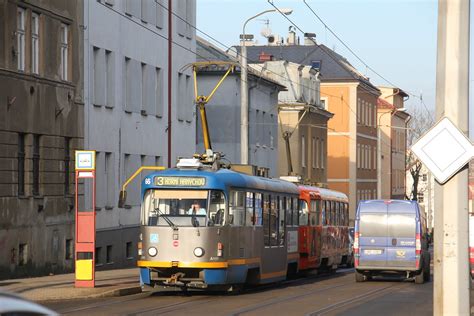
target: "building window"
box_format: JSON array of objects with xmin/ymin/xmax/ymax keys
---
[
  {"xmin": 105, "ymin": 50, "xmax": 114, "ymax": 108},
  {"xmin": 312, "ymin": 137, "xmax": 316, "ymax": 169},
  {"xmin": 60, "ymin": 23, "xmax": 69, "ymax": 81},
  {"xmin": 311, "ymin": 60, "xmax": 321, "ymax": 71},
  {"xmin": 105, "ymin": 152, "xmax": 114, "ymax": 208},
  {"xmin": 32, "ymin": 135, "xmax": 40, "ymax": 196},
  {"xmin": 95, "ymin": 247, "xmax": 102, "ymax": 265},
  {"xmin": 126, "ymin": 241, "xmax": 133, "ymax": 259},
  {"xmin": 64, "ymin": 137, "xmax": 70, "ymax": 195},
  {"xmin": 320, "ymin": 139, "xmax": 325, "ymax": 169},
  {"xmin": 106, "ymin": 245, "xmax": 113, "ymax": 264},
  {"xmin": 31, "ymin": 13, "xmax": 40, "ymax": 74},
  {"xmin": 17, "ymin": 7, "xmax": 26, "ymax": 71},
  {"xmin": 19, "ymin": 243, "xmax": 28, "ymax": 266},
  {"xmin": 301, "ymin": 135, "xmax": 306, "ymax": 168},
  {"xmin": 65, "ymin": 239, "xmax": 73, "ymax": 260},
  {"xmin": 18, "ymin": 134, "xmax": 25, "ymax": 196}
]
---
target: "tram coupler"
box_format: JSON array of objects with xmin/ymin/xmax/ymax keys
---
[
  {"xmin": 163, "ymin": 272, "xmax": 185, "ymax": 287},
  {"xmin": 186, "ymin": 282, "xmax": 208, "ymax": 289}
]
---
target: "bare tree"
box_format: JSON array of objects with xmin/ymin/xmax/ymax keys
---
[{"xmin": 406, "ymin": 105, "xmax": 434, "ymax": 201}]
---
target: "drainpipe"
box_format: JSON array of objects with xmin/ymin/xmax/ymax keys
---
[{"xmin": 167, "ymin": 0, "xmax": 172, "ymax": 167}]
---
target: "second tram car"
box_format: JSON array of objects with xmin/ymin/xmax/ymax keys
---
[
  {"xmin": 297, "ymin": 186, "xmax": 350, "ymax": 271},
  {"xmin": 137, "ymin": 160, "xmax": 300, "ymax": 291}
]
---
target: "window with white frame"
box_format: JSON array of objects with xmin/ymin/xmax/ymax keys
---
[
  {"xmin": 357, "ymin": 98, "xmax": 361, "ymax": 123},
  {"xmin": 60, "ymin": 23, "xmax": 69, "ymax": 80},
  {"xmin": 312, "ymin": 137, "xmax": 316, "ymax": 169},
  {"xmin": 301, "ymin": 135, "xmax": 306, "ymax": 168},
  {"xmin": 357, "ymin": 143, "xmax": 360, "ymax": 169},
  {"xmin": 320, "ymin": 139, "xmax": 324, "ymax": 169},
  {"xmin": 17, "ymin": 7, "xmax": 26, "ymax": 71},
  {"xmin": 31, "ymin": 13, "xmax": 40, "ymax": 74},
  {"xmin": 316, "ymin": 137, "xmax": 320, "ymax": 168},
  {"xmin": 368, "ymin": 146, "xmax": 371, "ymax": 170}
]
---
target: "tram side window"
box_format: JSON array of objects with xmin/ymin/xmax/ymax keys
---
[
  {"xmin": 285, "ymin": 197, "xmax": 292, "ymax": 226},
  {"xmin": 321, "ymin": 200, "xmax": 326, "ymax": 226},
  {"xmin": 325, "ymin": 200, "xmax": 331, "ymax": 225},
  {"xmin": 270, "ymin": 195, "xmax": 278, "ymax": 246},
  {"xmin": 333, "ymin": 201, "xmax": 338, "ymax": 226},
  {"xmin": 338, "ymin": 202, "xmax": 343, "ymax": 226},
  {"xmin": 315, "ymin": 200, "xmax": 321, "ymax": 225},
  {"xmin": 263, "ymin": 194, "xmax": 270, "ymax": 246},
  {"xmin": 345, "ymin": 203, "xmax": 349, "ymax": 226},
  {"xmin": 245, "ymin": 192, "xmax": 254, "ymax": 226},
  {"xmin": 299, "ymin": 200, "xmax": 309, "ymax": 226},
  {"xmin": 309, "ymin": 200, "xmax": 317, "ymax": 226},
  {"xmin": 278, "ymin": 196, "xmax": 285, "ymax": 245},
  {"xmin": 229, "ymin": 191, "xmax": 245, "ymax": 226},
  {"xmin": 255, "ymin": 193, "xmax": 263, "ymax": 226},
  {"xmin": 292, "ymin": 197, "xmax": 299, "ymax": 226},
  {"xmin": 208, "ymin": 190, "xmax": 225, "ymax": 226}
]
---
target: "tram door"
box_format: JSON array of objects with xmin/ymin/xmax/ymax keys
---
[{"xmin": 311, "ymin": 198, "xmax": 322, "ymax": 265}]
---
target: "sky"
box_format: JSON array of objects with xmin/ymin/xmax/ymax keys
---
[{"xmin": 197, "ymin": 0, "xmax": 473, "ymax": 138}]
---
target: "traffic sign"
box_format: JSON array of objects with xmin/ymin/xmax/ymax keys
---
[
  {"xmin": 75, "ymin": 150, "xmax": 96, "ymax": 170},
  {"xmin": 411, "ymin": 117, "xmax": 473, "ymax": 184}
]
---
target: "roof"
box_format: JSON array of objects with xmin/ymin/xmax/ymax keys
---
[
  {"xmin": 377, "ymin": 98, "xmax": 395, "ymax": 109},
  {"xmin": 232, "ymin": 44, "xmax": 380, "ymax": 94},
  {"xmin": 196, "ymin": 37, "xmax": 286, "ymax": 90}
]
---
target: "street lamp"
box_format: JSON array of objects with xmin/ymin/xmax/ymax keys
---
[
  {"xmin": 377, "ymin": 107, "xmax": 406, "ymax": 199},
  {"xmin": 240, "ymin": 8, "xmax": 293, "ymax": 165}
]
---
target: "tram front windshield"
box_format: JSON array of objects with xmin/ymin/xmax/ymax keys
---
[{"xmin": 142, "ymin": 189, "xmax": 226, "ymax": 227}]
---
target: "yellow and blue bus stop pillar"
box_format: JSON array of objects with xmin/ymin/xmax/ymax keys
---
[{"xmin": 74, "ymin": 150, "xmax": 96, "ymax": 288}]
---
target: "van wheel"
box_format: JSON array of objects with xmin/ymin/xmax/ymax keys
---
[
  {"xmin": 415, "ymin": 270, "xmax": 425, "ymax": 284},
  {"xmin": 355, "ymin": 270, "xmax": 365, "ymax": 282},
  {"xmin": 423, "ymin": 255, "xmax": 431, "ymax": 282}
]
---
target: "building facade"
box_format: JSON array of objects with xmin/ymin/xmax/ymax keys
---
[
  {"xmin": 377, "ymin": 87, "xmax": 410, "ymax": 200},
  {"xmin": 84, "ymin": 0, "xmax": 196, "ymax": 269},
  {"xmin": 253, "ymin": 60, "xmax": 333, "ymax": 184},
  {"xmin": 0, "ymin": 0, "xmax": 83, "ymax": 278}
]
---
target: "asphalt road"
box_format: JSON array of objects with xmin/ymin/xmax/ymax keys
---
[{"xmin": 43, "ymin": 269, "xmax": 435, "ymax": 316}]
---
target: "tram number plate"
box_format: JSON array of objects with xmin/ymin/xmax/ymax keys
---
[{"xmin": 364, "ymin": 249, "xmax": 382, "ymax": 255}]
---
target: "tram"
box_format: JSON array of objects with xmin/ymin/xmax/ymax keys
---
[
  {"xmin": 135, "ymin": 158, "xmax": 300, "ymax": 291},
  {"xmin": 297, "ymin": 186, "xmax": 350, "ymax": 271}
]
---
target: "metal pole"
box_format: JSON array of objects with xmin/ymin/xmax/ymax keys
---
[
  {"xmin": 434, "ymin": 1, "xmax": 470, "ymax": 315},
  {"xmin": 240, "ymin": 27, "xmax": 249, "ymax": 165},
  {"xmin": 377, "ymin": 127, "xmax": 382, "ymax": 199}
]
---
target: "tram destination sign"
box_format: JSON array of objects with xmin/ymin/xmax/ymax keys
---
[{"xmin": 154, "ymin": 176, "xmax": 206, "ymax": 187}]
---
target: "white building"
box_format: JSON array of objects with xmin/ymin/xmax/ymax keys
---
[
  {"xmin": 406, "ymin": 164, "xmax": 434, "ymax": 231},
  {"xmin": 83, "ymin": 0, "xmax": 196, "ymax": 268}
]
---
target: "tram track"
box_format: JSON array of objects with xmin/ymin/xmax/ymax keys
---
[
  {"xmin": 56, "ymin": 269, "xmax": 353, "ymax": 315},
  {"xmin": 305, "ymin": 282, "xmax": 412, "ymax": 316}
]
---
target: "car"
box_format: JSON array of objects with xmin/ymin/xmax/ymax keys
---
[
  {"xmin": 0, "ymin": 290, "xmax": 58, "ymax": 315},
  {"xmin": 354, "ymin": 200, "xmax": 430, "ymax": 284},
  {"xmin": 346, "ymin": 227, "xmax": 355, "ymax": 267}
]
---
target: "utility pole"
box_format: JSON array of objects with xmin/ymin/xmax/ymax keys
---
[{"xmin": 434, "ymin": 1, "xmax": 470, "ymax": 315}]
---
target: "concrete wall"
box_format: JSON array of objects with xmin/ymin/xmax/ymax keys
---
[
  {"xmin": 0, "ymin": 0, "xmax": 83, "ymax": 278},
  {"xmin": 196, "ymin": 74, "xmax": 279, "ymax": 177},
  {"xmin": 84, "ymin": 0, "xmax": 196, "ymax": 269}
]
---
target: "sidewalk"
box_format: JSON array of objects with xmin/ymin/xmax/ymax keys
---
[{"xmin": 0, "ymin": 268, "xmax": 142, "ymax": 302}]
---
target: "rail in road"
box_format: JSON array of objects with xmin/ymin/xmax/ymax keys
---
[{"xmin": 46, "ymin": 269, "xmax": 433, "ymax": 316}]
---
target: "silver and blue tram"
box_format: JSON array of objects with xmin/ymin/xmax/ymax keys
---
[{"xmin": 137, "ymin": 162, "xmax": 300, "ymax": 291}]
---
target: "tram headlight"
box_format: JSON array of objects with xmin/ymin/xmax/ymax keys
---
[
  {"xmin": 148, "ymin": 247, "xmax": 158, "ymax": 257},
  {"xmin": 193, "ymin": 247, "xmax": 205, "ymax": 257}
]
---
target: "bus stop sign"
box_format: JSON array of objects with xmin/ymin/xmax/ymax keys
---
[{"xmin": 411, "ymin": 117, "xmax": 473, "ymax": 184}]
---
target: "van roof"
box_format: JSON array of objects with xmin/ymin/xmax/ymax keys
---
[{"xmin": 357, "ymin": 200, "xmax": 419, "ymax": 214}]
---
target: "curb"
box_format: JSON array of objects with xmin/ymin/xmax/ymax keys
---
[{"xmin": 26, "ymin": 286, "xmax": 143, "ymax": 302}]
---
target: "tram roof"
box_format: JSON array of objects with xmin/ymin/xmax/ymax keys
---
[
  {"xmin": 298, "ymin": 185, "xmax": 348, "ymax": 202},
  {"xmin": 142, "ymin": 168, "xmax": 300, "ymax": 195}
]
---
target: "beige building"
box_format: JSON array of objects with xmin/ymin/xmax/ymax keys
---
[
  {"xmin": 253, "ymin": 60, "xmax": 333, "ymax": 185},
  {"xmin": 377, "ymin": 87, "xmax": 410, "ymax": 200}
]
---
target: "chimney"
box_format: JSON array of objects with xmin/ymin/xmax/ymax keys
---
[
  {"xmin": 304, "ymin": 32, "xmax": 316, "ymax": 46},
  {"xmin": 259, "ymin": 51, "xmax": 273, "ymax": 62},
  {"xmin": 287, "ymin": 26, "xmax": 296, "ymax": 45}
]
